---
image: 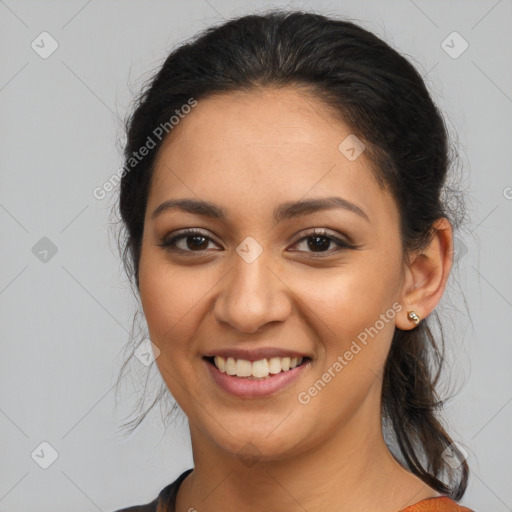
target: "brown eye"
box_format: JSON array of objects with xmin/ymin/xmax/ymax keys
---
[
  {"xmin": 305, "ymin": 234, "xmax": 334, "ymax": 252},
  {"xmin": 289, "ymin": 229, "xmax": 356, "ymax": 256},
  {"xmin": 158, "ymin": 229, "xmax": 220, "ymax": 253},
  {"xmin": 180, "ymin": 234, "xmax": 210, "ymax": 251}
]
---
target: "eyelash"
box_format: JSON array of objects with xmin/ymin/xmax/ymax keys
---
[{"xmin": 157, "ymin": 228, "xmax": 357, "ymax": 257}]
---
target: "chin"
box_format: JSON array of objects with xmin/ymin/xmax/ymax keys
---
[{"xmin": 201, "ymin": 414, "xmax": 315, "ymax": 465}]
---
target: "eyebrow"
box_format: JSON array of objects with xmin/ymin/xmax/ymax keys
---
[{"xmin": 151, "ymin": 196, "xmax": 370, "ymax": 223}]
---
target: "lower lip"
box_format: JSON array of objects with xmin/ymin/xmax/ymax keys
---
[{"xmin": 204, "ymin": 359, "xmax": 309, "ymax": 398}]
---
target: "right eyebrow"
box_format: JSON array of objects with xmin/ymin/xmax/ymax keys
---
[{"xmin": 151, "ymin": 198, "xmax": 226, "ymax": 221}]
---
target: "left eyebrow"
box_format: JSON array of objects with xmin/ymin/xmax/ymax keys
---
[
  {"xmin": 151, "ymin": 196, "xmax": 370, "ymax": 223},
  {"xmin": 274, "ymin": 196, "xmax": 370, "ymax": 223}
]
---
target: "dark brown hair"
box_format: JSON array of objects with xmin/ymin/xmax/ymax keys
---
[{"xmin": 114, "ymin": 10, "xmax": 468, "ymax": 500}]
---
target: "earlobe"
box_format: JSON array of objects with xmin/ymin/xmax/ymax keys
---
[
  {"xmin": 396, "ymin": 307, "xmax": 423, "ymax": 331},
  {"xmin": 395, "ymin": 218, "xmax": 453, "ymax": 331},
  {"xmin": 406, "ymin": 310, "xmax": 421, "ymax": 325}
]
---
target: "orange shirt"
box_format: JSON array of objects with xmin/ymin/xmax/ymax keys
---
[{"xmin": 402, "ymin": 496, "xmax": 475, "ymax": 511}]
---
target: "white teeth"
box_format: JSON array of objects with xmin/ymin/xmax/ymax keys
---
[
  {"xmin": 211, "ymin": 355, "xmax": 304, "ymax": 378},
  {"xmin": 268, "ymin": 357, "xmax": 282, "ymax": 374},
  {"xmin": 252, "ymin": 359, "xmax": 269, "ymax": 378},
  {"xmin": 214, "ymin": 356, "xmax": 225, "ymax": 372},
  {"xmin": 225, "ymin": 357, "xmax": 237, "ymax": 376},
  {"xmin": 236, "ymin": 359, "xmax": 252, "ymax": 377}
]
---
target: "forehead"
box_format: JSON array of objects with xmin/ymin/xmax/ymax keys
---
[
  {"xmin": 148, "ymin": 87, "xmax": 397, "ymax": 226},
  {"xmin": 159, "ymin": 86, "xmax": 346, "ymax": 156}
]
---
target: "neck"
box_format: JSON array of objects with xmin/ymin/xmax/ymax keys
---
[{"xmin": 175, "ymin": 390, "xmax": 439, "ymax": 512}]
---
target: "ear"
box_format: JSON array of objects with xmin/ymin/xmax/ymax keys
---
[{"xmin": 395, "ymin": 218, "xmax": 453, "ymax": 330}]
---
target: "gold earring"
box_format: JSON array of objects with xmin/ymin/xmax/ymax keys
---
[{"xmin": 407, "ymin": 311, "xmax": 421, "ymax": 325}]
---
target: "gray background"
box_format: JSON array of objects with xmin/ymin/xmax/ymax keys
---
[{"xmin": 1, "ymin": 0, "xmax": 511, "ymax": 510}]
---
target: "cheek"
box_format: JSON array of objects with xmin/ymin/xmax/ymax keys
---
[
  {"xmin": 289, "ymin": 258, "xmax": 402, "ymax": 360},
  {"xmin": 138, "ymin": 253, "xmax": 202, "ymax": 348},
  {"xmin": 138, "ymin": 260, "xmax": 210, "ymax": 404},
  {"xmin": 283, "ymin": 267, "xmax": 401, "ymax": 431}
]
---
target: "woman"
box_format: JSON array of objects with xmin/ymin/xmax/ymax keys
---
[{"xmin": 113, "ymin": 10, "xmax": 475, "ymax": 512}]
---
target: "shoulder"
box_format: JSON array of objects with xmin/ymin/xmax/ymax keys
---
[
  {"xmin": 111, "ymin": 468, "xmax": 194, "ymax": 512},
  {"xmin": 112, "ymin": 499, "xmax": 158, "ymax": 512},
  {"xmin": 112, "ymin": 492, "xmax": 162, "ymax": 512},
  {"xmin": 401, "ymin": 496, "xmax": 476, "ymax": 512}
]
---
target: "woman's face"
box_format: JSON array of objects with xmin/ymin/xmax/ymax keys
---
[{"xmin": 138, "ymin": 87, "xmax": 408, "ymax": 461}]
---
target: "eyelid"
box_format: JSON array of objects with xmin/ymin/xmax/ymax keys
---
[
  {"xmin": 157, "ymin": 227, "xmax": 357, "ymax": 255},
  {"xmin": 157, "ymin": 228, "xmax": 221, "ymax": 250},
  {"xmin": 288, "ymin": 227, "xmax": 357, "ymax": 254}
]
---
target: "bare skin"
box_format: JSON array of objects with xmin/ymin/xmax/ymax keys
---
[{"xmin": 137, "ymin": 86, "xmax": 453, "ymax": 512}]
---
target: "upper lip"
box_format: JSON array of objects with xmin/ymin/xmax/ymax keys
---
[{"xmin": 203, "ymin": 347, "xmax": 311, "ymax": 362}]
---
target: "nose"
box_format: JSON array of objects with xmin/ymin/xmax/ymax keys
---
[{"xmin": 213, "ymin": 248, "xmax": 293, "ymax": 334}]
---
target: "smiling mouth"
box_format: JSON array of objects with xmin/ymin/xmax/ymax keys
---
[{"xmin": 204, "ymin": 355, "xmax": 310, "ymax": 379}]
